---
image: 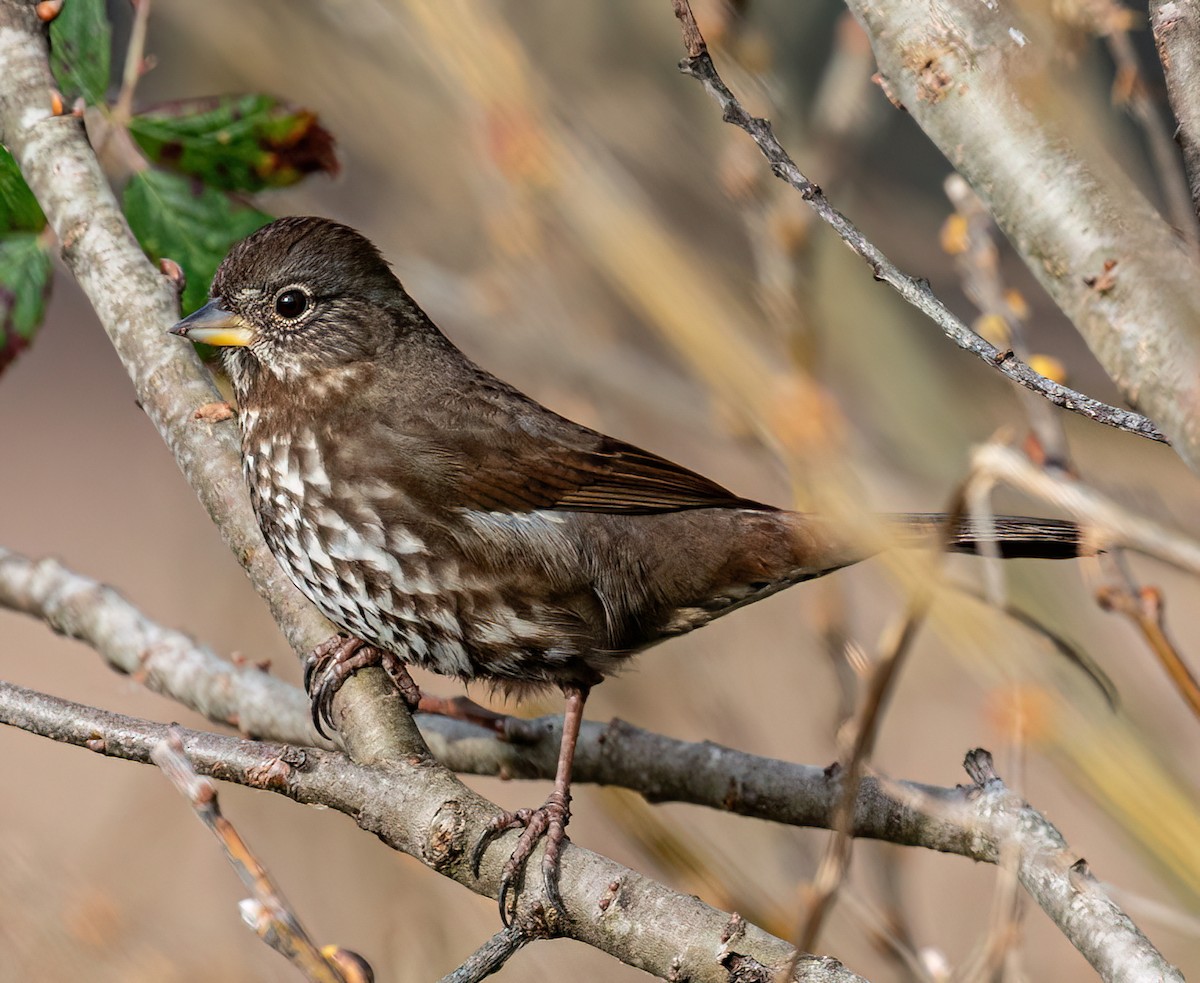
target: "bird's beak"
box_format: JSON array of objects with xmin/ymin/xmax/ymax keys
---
[{"xmin": 169, "ymin": 300, "xmax": 254, "ymax": 347}]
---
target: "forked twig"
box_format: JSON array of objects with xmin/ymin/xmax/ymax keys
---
[
  {"xmin": 667, "ymin": 0, "xmax": 1166, "ymax": 445},
  {"xmin": 151, "ymin": 728, "xmax": 372, "ymax": 983}
]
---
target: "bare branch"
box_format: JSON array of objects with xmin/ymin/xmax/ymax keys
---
[
  {"xmin": 666, "ymin": 0, "xmax": 1167, "ymax": 446},
  {"xmin": 2, "ymin": 680, "xmax": 1180, "ymax": 983},
  {"xmin": 1105, "ymin": 21, "xmax": 1200, "ymax": 251},
  {"xmin": 971, "ymin": 443, "xmax": 1200, "ymax": 576},
  {"xmin": 151, "ymin": 727, "xmax": 366, "ymax": 983},
  {"xmin": 0, "ymin": 0, "xmax": 409, "ymax": 765},
  {"xmin": 843, "ymin": 0, "xmax": 1200, "ymax": 470},
  {"xmin": 0, "ymin": 680, "xmax": 868, "ymax": 983},
  {"xmin": 436, "ymin": 925, "xmax": 529, "ymax": 983},
  {"xmin": 1096, "ymin": 566, "xmax": 1200, "ymax": 721},
  {"xmin": 0, "ymin": 546, "xmax": 331, "ymax": 748},
  {"xmin": 797, "ymin": 540, "xmax": 944, "ymax": 956},
  {"xmin": 1151, "ymin": 0, "xmax": 1200, "ymax": 225}
]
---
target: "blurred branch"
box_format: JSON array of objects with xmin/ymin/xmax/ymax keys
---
[
  {"xmin": 1105, "ymin": 19, "xmax": 1199, "ymax": 250},
  {"xmin": 1150, "ymin": 0, "xmax": 1200, "ymax": 225},
  {"xmin": 843, "ymin": 0, "xmax": 1200, "ymax": 470},
  {"xmin": 0, "ymin": 546, "xmax": 333, "ymax": 749},
  {"xmin": 796, "ymin": 537, "xmax": 943, "ymax": 958},
  {"xmin": 0, "ymin": 0, "xmax": 410, "ymax": 768},
  {"xmin": 111, "ymin": 0, "xmax": 150, "ymax": 125},
  {"xmin": 971, "ymin": 443, "xmax": 1200, "ymax": 576},
  {"xmin": 0, "ymin": 680, "xmax": 868, "ymax": 983},
  {"xmin": 1096, "ymin": 570, "xmax": 1200, "ymax": 721},
  {"xmin": 151, "ymin": 727, "xmax": 367, "ymax": 983},
  {"xmin": 666, "ymin": 0, "xmax": 1167, "ymax": 447},
  {"xmin": 943, "ymin": 174, "xmax": 1071, "ymax": 468}
]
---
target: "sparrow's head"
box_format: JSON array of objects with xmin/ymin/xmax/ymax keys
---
[{"xmin": 169, "ymin": 216, "xmax": 424, "ymax": 393}]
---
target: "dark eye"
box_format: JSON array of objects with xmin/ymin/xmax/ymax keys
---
[{"xmin": 274, "ymin": 288, "xmax": 309, "ymax": 320}]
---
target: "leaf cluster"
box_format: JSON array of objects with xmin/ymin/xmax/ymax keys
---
[{"xmin": 0, "ymin": 0, "xmax": 339, "ymax": 374}]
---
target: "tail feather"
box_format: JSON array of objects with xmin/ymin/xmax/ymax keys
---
[{"xmin": 888, "ymin": 513, "xmax": 1085, "ymax": 560}]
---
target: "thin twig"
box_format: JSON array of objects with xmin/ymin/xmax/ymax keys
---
[
  {"xmin": 111, "ymin": 0, "xmax": 151, "ymax": 124},
  {"xmin": 667, "ymin": 0, "xmax": 1167, "ymax": 445},
  {"xmin": 151, "ymin": 727, "xmax": 369, "ymax": 983},
  {"xmin": 792, "ymin": 493, "xmax": 974, "ymax": 967},
  {"xmin": 436, "ymin": 925, "xmax": 529, "ymax": 983},
  {"xmin": 794, "ymin": 594, "xmax": 929, "ymax": 959},
  {"xmin": 943, "ymin": 175, "xmax": 1071, "ymax": 469},
  {"xmin": 1096, "ymin": 562, "xmax": 1200, "ymax": 722}
]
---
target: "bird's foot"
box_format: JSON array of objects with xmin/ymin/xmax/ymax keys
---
[
  {"xmin": 471, "ymin": 788, "xmax": 571, "ymax": 926},
  {"xmin": 304, "ymin": 634, "xmax": 419, "ymax": 737},
  {"xmin": 305, "ymin": 636, "xmax": 514, "ymax": 740}
]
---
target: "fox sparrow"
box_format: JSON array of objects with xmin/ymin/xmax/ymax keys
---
[{"xmin": 170, "ymin": 216, "xmax": 1083, "ymax": 921}]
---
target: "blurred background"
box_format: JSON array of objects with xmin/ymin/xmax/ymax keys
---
[{"xmin": 3, "ymin": 0, "xmax": 1200, "ymax": 979}]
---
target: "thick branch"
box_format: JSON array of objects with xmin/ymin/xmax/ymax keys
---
[
  {"xmin": 1, "ymin": 537, "xmax": 1177, "ymax": 983},
  {"xmin": 0, "ymin": 0, "xmax": 408, "ymax": 765},
  {"xmin": 843, "ymin": 0, "xmax": 1200, "ymax": 470},
  {"xmin": 1151, "ymin": 0, "xmax": 1200, "ymax": 224},
  {"xmin": 0, "ymin": 681, "xmax": 867, "ymax": 983}
]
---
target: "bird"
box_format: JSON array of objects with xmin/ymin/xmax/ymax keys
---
[{"xmin": 169, "ymin": 216, "xmax": 1085, "ymax": 923}]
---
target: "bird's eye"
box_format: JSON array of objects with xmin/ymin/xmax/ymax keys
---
[{"xmin": 274, "ymin": 288, "xmax": 309, "ymax": 320}]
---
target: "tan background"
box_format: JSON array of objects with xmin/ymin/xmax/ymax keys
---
[{"xmin": 3, "ymin": 1, "xmax": 1200, "ymax": 980}]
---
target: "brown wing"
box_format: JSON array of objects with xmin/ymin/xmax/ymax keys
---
[{"xmin": 456, "ymin": 434, "xmax": 773, "ymax": 515}]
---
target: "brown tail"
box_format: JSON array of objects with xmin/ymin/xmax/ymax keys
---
[{"xmin": 888, "ymin": 513, "xmax": 1086, "ymax": 560}]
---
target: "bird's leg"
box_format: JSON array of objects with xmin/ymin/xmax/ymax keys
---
[
  {"xmin": 471, "ymin": 685, "xmax": 589, "ymax": 925},
  {"xmin": 415, "ymin": 694, "xmax": 515, "ymax": 737},
  {"xmin": 305, "ymin": 635, "xmax": 512, "ymax": 738}
]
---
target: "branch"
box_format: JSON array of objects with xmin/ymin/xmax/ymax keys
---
[
  {"xmin": 0, "ymin": 546, "xmax": 331, "ymax": 748},
  {"xmin": 2, "ymin": 681, "xmax": 1180, "ymax": 983},
  {"xmin": 0, "ymin": 0, "xmax": 409, "ymax": 766},
  {"xmin": 971, "ymin": 443, "xmax": 1200, "ymax": 577},
  {"xmin": 2, "ymin": 522, "xmax": 1173, "ymax": 979},
  {"xmin": 1104, "ymin": 16, "xmax": 1200, "ymax": 251},
  {"xmin": 0, "ymin": 681, "xmax": 868, "ymax": 983},
  {"xmin": 840, "ymin": 0, "xmax": 1200, "ymax": 471},
  {"xmin": 151, "ymin": 727, "xmax": 367, "ymax": 983},
  {"xmin": 1150, "ymin": 0, "xmax": 1200, "ymax": 225},
  {"xmin": 665, "ymin": 0, "xmax": 1167, "ymax": 447}
]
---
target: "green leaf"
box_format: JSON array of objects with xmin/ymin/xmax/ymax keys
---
[
  {"xmin": 129, "ymin": 94, "xmax": 340, "ymax": 192},
  {"xmin": 0, "ymin": 148, "xmax": 45, "ymax": 233},
  {"xmin": 0, "ymin": 232, "xmax": 54, "ymax": 376},
  {"xmin": 48, "ymin": 0, "xmax": 111, "ymax": 106},
  {"xmin": 123, "ymin": 168, "xmax": 271, "ymax": 315}
]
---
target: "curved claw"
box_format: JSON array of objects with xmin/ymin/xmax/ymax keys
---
[
  {"xmin": 302, "ymin": 635, "xmax": 385, "ymax": 738},
  {"xmin": 472, "ymin": 801, "xmax": 569, "ymax": 925},
  {"xmin": 497, "ymin": 867, "xmax": 524, "ymax": 928},
  {"xmin": 471, "ymin": 809, "xmax": 531, "ymax": 877},
  {"xmin": 542, "ymin": 851, "xmax": 565, "ymax": 918}
]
